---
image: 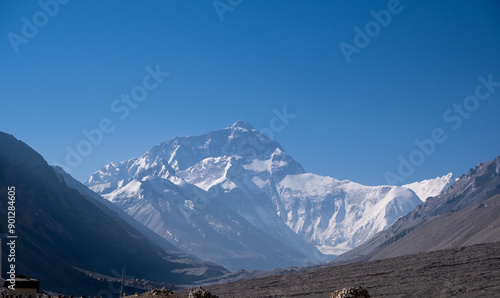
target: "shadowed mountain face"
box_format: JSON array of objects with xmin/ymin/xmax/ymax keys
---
[
  {"xmin": 335, "ymin": 155, "xmax": 500, "ymax": 263},
  {"xmin": 0, "ymin": 132, "xmax": 227, "ymax": 295},
  {"xmin": 53, "ymin": 165, "xmax": 231, "ymax": 271}
]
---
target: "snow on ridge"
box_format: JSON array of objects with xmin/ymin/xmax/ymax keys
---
[
  {"xmin": 277, "ymin": 173, "xmax": 421, "ymax": 255},
  {"xmin": 279, "ymin": 173, "xmax": 341, "ymax": 198},
  {"xmin": 243, "ymin": 158, "xmax": 271, "ymax": 172},
  {"xmin": 403, "ymin": 172, "xmax": 455, "ymax": 202},
  {"xmin": 227, "ymin": 120, "xmax": 256, "ymax": 131}
]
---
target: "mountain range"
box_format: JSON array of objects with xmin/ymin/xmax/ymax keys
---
[
  {"xmin": 197, "ymin": 155, "xmax": 500, "ymax": 297},
  {"xmin": 1, "ymin": 123, "xmax": 498, "ymax": 295},
  {"xmin": 335, "ymin": 155, "xmax": 500, "ymax": 263},
  {"xmin": 85, "ymin": 121, "xmax": 454, "ymax": 270}
]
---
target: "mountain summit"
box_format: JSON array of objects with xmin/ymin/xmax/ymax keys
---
[
  {"xmin": 229, "ymin": 120, "xmax": 256, "ymax": 131},
  {"xmin": 86, "ymin": 121, "xmax": 423, "ymax": 270}
]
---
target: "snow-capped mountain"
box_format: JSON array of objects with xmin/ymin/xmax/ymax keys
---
[
  {"xmin": 86, "ymin": 121, "xmax": 422, "ymax": 269},
  {"xmin": 335, "ymin": 155, "xmax": 500, "ymax": 263},
  {"xmin": 278, "ymin": 173, "xmax": 420, "ymax": 255},
  {"xmin": 403, "ymin": 173, "xmax": 456, "ymax": 202}
]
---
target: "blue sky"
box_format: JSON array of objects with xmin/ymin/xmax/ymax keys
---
[{"xmin": 1, "ymin": 0, "xmax": 499, "ymax": 186}]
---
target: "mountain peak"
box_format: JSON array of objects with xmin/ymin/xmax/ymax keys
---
[
  {"xmin": 403, "ymin": 172, "xmax": 456, "ymax": 202},
  {"xmin": 229, "ymin": 120, "xmax": 256, "ymax": 131}
]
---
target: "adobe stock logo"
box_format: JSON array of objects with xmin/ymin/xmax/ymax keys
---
[
  {"xmin": 259, "ymin": 107, "xmax": 296, "ymax": 140},
  {"xmin": 384, "ymin": 73, "xmax": 499, "ymax": 185},
  {"xmin": 213, "ymin": 0, "xmax": 242, "ymax": 21},
  {"xmin": 235, "ymin": 107, "xmax": 297, "ymax": 160},
  {"xmin": 53, "ymin": 65, "xmax": 169, "ymax": 173},
  {"xmin": 7, "ymin": 0, "xmax": 70, "ymax": 54},
  {"xmin": 339, "ymin": 0, "xmax": 411, "ymax": 64}
]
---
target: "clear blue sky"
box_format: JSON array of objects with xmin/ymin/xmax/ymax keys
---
[{"xmin": 1, "ymin": 0, "xmax": 499, "ymax": 186}]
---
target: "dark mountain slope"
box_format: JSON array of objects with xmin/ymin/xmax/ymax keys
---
[
  {"xmin": 53, "ymin": 165, "xmax": 230, "ymax": 279},
  {"xmin": 0, "ymin": 132, "xmax": 226, "ymax": 295},
  {"xmin": 53, "ymin": 165, "xmax": 184, "ymax": 256},
  {"xmin": 372, "ymin": 193, "xmax": 500, "ymax": 260}
]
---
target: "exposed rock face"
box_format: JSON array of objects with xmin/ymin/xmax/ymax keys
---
[
  {"xmin": 188, "ymin": 287, "xmax": 219, "ymax": 298},
  {"xmin": 331, "ymin": 287, "xmax": 370, "ymax": 298}
]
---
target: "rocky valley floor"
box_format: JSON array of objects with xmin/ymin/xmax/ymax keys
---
[{"xmin": 179, "ymin": 241, "xmax": 500, "ymax": 297}]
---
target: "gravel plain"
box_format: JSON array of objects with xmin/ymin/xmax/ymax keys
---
[{"xmin": 188, "ymin": 241, "xmax": 500, "ymax": 297}]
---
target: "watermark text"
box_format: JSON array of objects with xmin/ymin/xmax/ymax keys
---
[{"xmin": 384, "ymin": 73, "xmax": 499, "ymax": 184}]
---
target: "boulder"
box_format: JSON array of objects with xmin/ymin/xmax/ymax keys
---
[
  {"xmin": 188, "ymin": 287, "xmax": 219, "ymax": 298},
  {"xmin": 331, "ymin": 287, "xmax": 370, "ymax": 298}
]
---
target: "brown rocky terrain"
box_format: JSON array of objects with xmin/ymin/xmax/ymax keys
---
[
  {"xmin": 126, "ymin": 289, "xmax": 184, "ymax": 298},
  {"xmin": 181, "ymin": 241, "xmax": 500, "ymax": 297},
  {"xmin": 126, "ymin": 288, "xmax": 220, "ymax": 298}
]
